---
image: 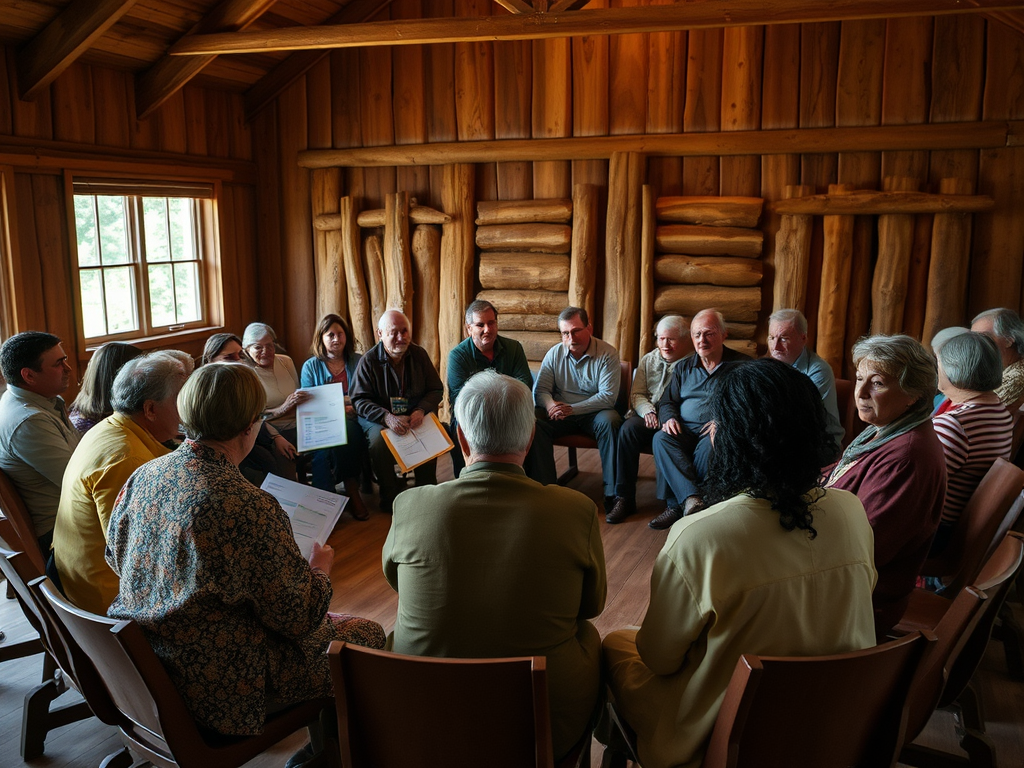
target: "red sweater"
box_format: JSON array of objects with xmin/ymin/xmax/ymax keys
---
[{"xmin": 828, "ymin": 421, "xmax": 948, "ymax": 637}]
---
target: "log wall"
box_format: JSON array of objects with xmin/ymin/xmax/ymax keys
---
[
  {"xmin": 260, "ymin": 13, "xmax": 1024, "ymax": 365},
  {"xmin": 0, "ymin": 48, "xmax": 259, "ymax": 390}
]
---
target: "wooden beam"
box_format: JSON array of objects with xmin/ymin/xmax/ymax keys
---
[
  {"xmin": 494, "ymin": 0, "xmax": 535, "ymax": 13},
  {"xmin": 298, "ymin": 120, "xmax": 1017, "ymax": 168},
  {"xmin": 243, "ymin": 0, "xmax": 392, "ymax": 121},
  {"xmin": 985, "ymin": 11, "xmax": 1024, "ymax": 37},
  {"xmin": 135, "ymin": 0, "xmax": 278, "ymax": 120},
  {"xmin": 549, "ymin": 0, "xmax": 590, "ymax": 11},
  {"xmin": 170, "ymin": 1, "xmax": 1024, "ymax": 55},
  {"xmin": 16, "ymin": 0, "xmax": 139, "ymax": 100},
  {"xmin": 772, "ymin": 189, "xmax": 995, "ymax": 215}
]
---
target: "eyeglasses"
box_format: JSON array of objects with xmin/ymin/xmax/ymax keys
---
[{"xmin": 560, "ymin": 328, "xmax": 586, "ymax": 338}]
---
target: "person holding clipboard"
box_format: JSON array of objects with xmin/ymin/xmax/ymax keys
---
[{"xmin": 350, "ymin": 310, "xmax": 444, "ymax": 513}]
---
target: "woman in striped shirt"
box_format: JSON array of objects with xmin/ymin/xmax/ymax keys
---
[{"xmin": 931, "ymin": 332, "xmax": 1014, "ymax": 555}]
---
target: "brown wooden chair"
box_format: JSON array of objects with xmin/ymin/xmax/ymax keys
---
[
  {"xmin": 39, "ymin": 579, "xmax": 331, "ymax": 768},
  {"xmin": 901, "ymin": 532, "xmax": 1024, "ymax": 768},
  {"xmin": 328, "ymin": 641, "xmax": 590, "ymax": 768},
  {"xmin": 698, "ymin": 631, "xmax": 933, "ymax": 768},
  {"xmin": 0, "ymin": 513, "xmax": 44, "ymax": 662},
  {"xmin": 555, "ymin": 360, "xmax": 632, "ymax": 485},
  {"xmin": 0, "ymin": 467, "xmax": 47, "ymax": 574}
]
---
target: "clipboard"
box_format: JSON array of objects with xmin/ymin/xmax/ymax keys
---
[{"xmin": 381, "ymin": 412, "xmax": 455, "ymax": 473}]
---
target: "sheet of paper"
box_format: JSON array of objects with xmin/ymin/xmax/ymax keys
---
[
  {"xmin": 383, "ymin": 412, "xmax": 454, "ymax": 472},
  {"xmin": 260, "ymin": 474, "xmax": 348, "ymax": 558},
  {"xmin": 296, "ymin": 381, "xmax": 349, "ymax": 453}
]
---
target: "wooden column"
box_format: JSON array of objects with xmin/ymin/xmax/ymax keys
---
[
  {"xmin": 639, "ymin": 185, "xmax": 656, "ymax": 356},
  {"xmin": 412, "ymin": 224, "xmax": 442, "ymax": 368},
  {"xmin": 923, "ymin": 178, "xmax": 975, "ymax": 344},
  {"xmin": 340, "ymin": 196, "xmax": 374, "ymax": 353},
  {"xmin": 383, "ymin": 191, "xmax": 412, "ymax": 315},
  {"xmin": 570, "ymin": 183, "xmax": 598, "ymax": 326},
  {"xmin": 604, "ymin": 151, "xmax": 645, "ymax": 365},
  {"xmin": 365, "ymin": 234, "xmax": 387, "ymax": 328},
  {"xmin": 311, "ymin": 169, "xmax": 346, "ymax": 323},
  {"xmin": 772, "ymin": 184, "xmax": 814, "ymax": 312},
  {"xmin": 871, "ymin": 176, "xmax": 919, "ymax": 334},
  {"xmin": 816, "ymin": 184, "xmax": 855, "ymax": 373},
  {"xmin": 439, "ymin": 163, "xmax": 476, "ymax": 413}
]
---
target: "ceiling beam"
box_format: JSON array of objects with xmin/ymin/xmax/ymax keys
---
[
  {"xmin": 243, "ymin": 0, "xmax": 392, "ymax": 121},
  {"xmin": 170, "ymin": 0, "xmax": 1024, "ymax": 55},
  {"xmin": 16, "ymin": 0, "xmax": 140, "ymax": 100},
  {"xmin": 493, "ymin": 0, "xmax": 536, "ymax": 13},
  {"xmin": 548, "ymin": 0, "xmax": 589, "ymax": 11},
  {"xmin": 135, "ymin": 0, "xmax": 279, "ymax": 120},
  {"xmin": 986, "ymin": 10, "xmax": 1024, "ymax": 36}
]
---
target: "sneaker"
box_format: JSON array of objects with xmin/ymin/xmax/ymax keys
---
[
  {"xmin": 605, "ymin": 497, "xmax": 636, "ymax": 524},
  {"xmin": 649, "ymin": 505, "xmax": 684, "ymax": 530}
]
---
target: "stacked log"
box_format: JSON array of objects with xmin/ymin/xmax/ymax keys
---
[
  {"xmin": 473, "ymin": 196, "xmax": 574, "ymax": 362},
  {"xmin": 648, "ymin": 195, "xmax": 764, "ymax": 358}
]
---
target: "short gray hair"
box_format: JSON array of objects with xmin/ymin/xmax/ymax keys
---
[
  {"xmin": 852, "ymin": 335, "xmax": 937, "ymax": 402},
  {"xmin": 692, "ymin": 308, "xmax": 726, "ymax": 333},
  {"xmin": 161, "ymin": 349, "xmax": 195, "ymax": 375},
  {"xmin": 454, "ymin": 370, "xmax": 535, "ymax": 456},
  {"xmin": 930, "ymin": 326, "xmax": 970, "ymax": 356},
  {"xmin": 110, "ymin": 351, "xmax": 189, "ymax": 415},
  {"xmin": 768, "ymin": 309, "xmax": 808, "ymax": 335},
  {"xmin": 656, "ymin": 314, "xmax": 688, "ymax": 336},
  {"xmin": 938, "ymin": 332, "xmax": 1004, "ymax": 392},
  {"xmin": 465, "ymin": 299, "xmax": 498, "ymax": 324},
  {"xmin": 378, "ymin": 309, "xmax": 410, "ymax": 332},
  {"xmin": 242, "ymin": 322, "xmax": 276, "ymax": 349},
  {"xmin": 973, "ymin": 308, "xmax": 1024, "ymax": 356}
]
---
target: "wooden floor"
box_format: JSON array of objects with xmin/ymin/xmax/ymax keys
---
[{"xmin": 1, "ymin": 447, "xmax": 1023, "ymax": 767}]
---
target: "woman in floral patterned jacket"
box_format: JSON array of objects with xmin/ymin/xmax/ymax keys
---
[{"xmin": 105, "ymin": 362, "xmax": 384, "ymax": 737}]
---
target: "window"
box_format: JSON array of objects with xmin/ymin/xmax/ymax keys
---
[{"xmin": 70, "ymin": 178, "xmax": 216, "ymax": 342}]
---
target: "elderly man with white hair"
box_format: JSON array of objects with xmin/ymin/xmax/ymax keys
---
[
  {"xmin": 351, "ymin": 309, "xmax": 444, "ymax": 512},
  {"xmin": 384, "ymin": 370, "xmax": 607, "ymax": 761},
  {"xmin": 971, "ymin": 307, "xmax": 1024, "ymax": 408},
  {"xmin": 767, "ymin": 308, "xmax": 844, "ymax": 456},
  {"xmin": 606, "ymin": 315, "xmax": 691, "ymax": 524},
  {"xmin": 52, "ymin": 351, "xmax": 189, "ymax": 614}
]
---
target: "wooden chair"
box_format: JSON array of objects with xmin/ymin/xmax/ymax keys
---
[
  {"xmin": 0, "ymin": 467, "xmax": 47, "ymax": 573},
  {"xmin": 328, "ymin": 641, "xmax": 589, "ymax": 768},
  {"xmin": 555, "ymin": 360, "xmax": 632, "ymax": 485},
  {"xmin": 901, "ymin": 532, "xmax": 1024, "ymax": 768},
  {"xmin": 39, "ymin": 579, "xmax": 331, "ymax": 768},
  {"xmin": 699, "ymin": 631, "xmax": 933, "ymax": 768},
  {"xmin": 0, "ymin": 513, "xmax": 44, "ymax": 662},
  {"xmin": 0, "ymin": 549, "xmax": 96, "ymax": 759}
]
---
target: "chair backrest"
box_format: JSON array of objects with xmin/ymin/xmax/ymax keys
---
[
  {"xmin": 923, "ymin": 457, "xmax": 1024, "ymax": 593},
  {"xmin": 328, "ymin": 641, "xmax": 555, "ymax": 768},
  {"xmin": 0, "ymin": 546, "xmax": 48, "ymax": 643},
  {"xmin": 616, "ymin": 360, "xmax": 631, "ymax": 414},
  {"xmin": 701, "ymin": 631, "xmax": 933, "ymax": 768},
  {"xmin": 0, "ymin": 468, "xmax": 46, "ymax": 573},
  {"xmin": 939, "ymin": 531, "xmax": 1024, "ymax": 709}
]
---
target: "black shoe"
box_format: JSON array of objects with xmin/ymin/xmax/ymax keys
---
[
  {"xmin": 605, "ymin": 497, "xmax": 636, "ymax": 524},
  {"xmin": 284, "ymin": 743, "xmax": 316, "ymax": 768},
  {"xmin": 649, "ymin": 505, "xmax": 684, "ymax": 530},
  {"xmin": 683, "ymin": 495, "xmax": 706, "ymax": 516}
]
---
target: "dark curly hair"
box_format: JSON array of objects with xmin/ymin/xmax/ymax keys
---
[{"xmin": 700, "ymin": 358, "xmax": 835, "ymax": 537}]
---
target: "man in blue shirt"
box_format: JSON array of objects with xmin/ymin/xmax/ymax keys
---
[{"xmin": 447, "ymin": 299, "xmax": 554, "ymax": 483}]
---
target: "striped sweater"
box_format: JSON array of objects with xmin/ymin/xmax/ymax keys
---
[{"xmin": 932, "ymin": 399, "xmax": 1014, "ymax": 526}]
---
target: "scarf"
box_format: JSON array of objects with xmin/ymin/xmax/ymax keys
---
[{"xmin": 827, "ymin": 396, "xmax": 933, "ymax": 485}]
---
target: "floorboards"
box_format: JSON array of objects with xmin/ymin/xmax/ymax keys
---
[{"xmin": 1, "ymin": 446, "xmax": 1022, "ymax": 767}]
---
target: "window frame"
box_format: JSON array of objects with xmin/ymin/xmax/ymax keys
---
[{"xmin": 64, "ymin": 171, "xmax": 225, "ymax": 349}]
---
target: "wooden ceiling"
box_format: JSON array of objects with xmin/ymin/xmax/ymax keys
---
[{"xmin": 3, "ymin": 0, "xmax": 1024, "ymax": 123}]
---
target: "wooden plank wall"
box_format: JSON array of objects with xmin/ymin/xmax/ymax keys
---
[
  {"xmin": 0, "ymin": 47, "xmax": 259, "ymax": 380},
  {"xmin": 262, "ymin": 16, "xmax": 1024, "ymax": 361}
]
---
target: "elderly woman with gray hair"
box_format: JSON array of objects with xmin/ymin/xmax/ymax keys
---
[
  {"xmin": 51, "ymin": 351, "xmax": 189, "ymax": 613},
  {"xmin": 826, "ymin": 334, "xmax": 947, "ymax": 638},
  {"xmin": 242, "ymin": 322, "xmax": 310, "ymax": 445},
  {"xmin": 971, "ymin": 307, "xmax": 1024, "ymax": 409},
  {"xmin": 930, "ymin": 332, "xmax": 1013, "ymax": 555}
]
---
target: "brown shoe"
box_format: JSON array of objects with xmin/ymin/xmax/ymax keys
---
[
  {"xmin": 605, "ymin": 497, "xmax": 636, "ymax": 524},
  {"xmin": 344, "ymin": 479, "xmax": 370, "ymax": 520},
  {"xmin": 649, "ymin": 505, "xmax": 684, "ymax": 530}
]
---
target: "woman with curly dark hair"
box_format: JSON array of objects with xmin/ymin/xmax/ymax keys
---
[{"xmin": 601, "ymin": 358, "xmax": 877, "ymax": 768}]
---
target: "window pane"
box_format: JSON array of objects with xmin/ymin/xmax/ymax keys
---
[
  {"xmin": 96, "ymin": 196, "xmax": 130, "ymax": 265},
  {"xmin": 104, "ymin": 267, "xmax": 138, "ymax": 334},
  {"xmin": 148, "ymin": 263, "xmax": 175, "ymax": 326},
  {"xmin": 79, "ymin": 269, "xmax": 106, "ymax": 338},
  {"xmin": 173, "ymin": 263, "xmax": 201, "ymax": 323},
  {"xmin": 73, "ymin": 196, "xmax": 100, "ymax": 267},
  {"xmin": 143, "ymin": 198, "xmax": 170, "ymax": 264},
  {"xmin": 168, "ymin": 198, "xmax": 196, "ymax": 262}
]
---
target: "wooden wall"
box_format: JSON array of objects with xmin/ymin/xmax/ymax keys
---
[
  {"xmin": 256, "ymin": 9, "xmax": 1024, "ymax": 367},
  {"xmin": 0, "ymin": 46, "xmax": 259, "ymax": 388}
]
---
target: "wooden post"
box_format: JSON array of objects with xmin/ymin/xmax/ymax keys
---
[
  {"xmin": 383, "ymin": 191, "xmax": 412, "ymax": 314},
  {"xmin": 816, "ymin": 184, "xmax": 855, "ymax": 374},
  {"xmin": 439, "ymin": 163, "xmax": 476, "ymax": 415},
  {"xmin": 311, "ymin": 168, "xmax": 346, "ymax": 323},
  {"xmin": 772, "ymin": 185, "xmax": 814, "ymax": 312},
  {"xmin": 844, "ymin": 216, "xmax": 875, "ymax": 379},
  {"xmin": 639, "ymin": 185, "xmax": 656, "ymax": 357},
  {"xmin": 412, "ymin": 224, "xmax": 442, "ymax": 369},
  {"xmin": 569, "ymin": 183, "xmax": 598, "ymax": 324},
  {"xmin": 871, "ymin": 176, "xmax": 919, "ymax": 334},
  {"xmin": 340, "ymin": 196, "xmax": 374, "ymax": 353},
  {"xmin": 604, "ymin": 151, "xmax": 645, "ymax": 364},
  {"xmin": 902, "ymin": 212, "xmax": 934, "ymax": 340},
  {"xmin": 365, "ymin": 234, "xmax": 387, "ymax": 328},
  {"xmin": 923, "ymin": 178, "xmax": 975, "ymax": 344}
]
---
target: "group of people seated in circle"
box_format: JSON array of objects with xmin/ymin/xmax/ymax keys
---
[{"xmin": 0, "ymin": 300, "xmax": 1021, "ymax": 768}]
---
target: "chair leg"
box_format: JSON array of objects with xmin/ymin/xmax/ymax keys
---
[
  {"xmin": 21, "ymin": 677, "xmax": 61, "ymax": 759},
  {"xmin": 950, "ymin": 683, "xmax": 997, "ymax": 768},
  {"xmin": 899, "ymin": 742, "xmax": 971, "ymax": 768},
  {"xmin": 99, "ymin": 747, "xmax": 136, "ymax": 768},
  {"xmin": 557, "ymin": 447, "xmax": 580, "ymax": 485},
  {"xmin": 993, "ymin": 604, "xmax": 1024, "ymax": 681}
]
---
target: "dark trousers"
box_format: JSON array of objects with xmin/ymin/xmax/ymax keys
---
[
  {"xmin": 448, "ymin": 419, "xmax": 557, "ymax": 485},
  {"xmin": 359, "ymin": 417, "xmax": 437, "ymax": 502},
  {"xmin": 652, "ymin": 428, "xmax": 712, "ymax": 507},
  {"xmin": 536, "ymin": 408, "xmax": 622, "ymax": 497},
  {"xmin": 309, "ymin": 416, "xmax": 367, "ymax": 493},
  {"xmin": 614, "ymin": 415, "xmax": 668, "ymax": 501}
]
